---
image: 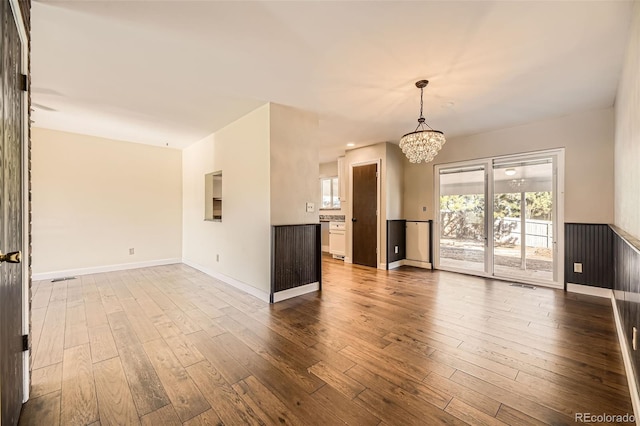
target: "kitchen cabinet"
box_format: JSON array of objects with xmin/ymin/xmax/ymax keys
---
[{"xmin": 329, "ymin": 221, "xmax": 346, "ymax": 258}]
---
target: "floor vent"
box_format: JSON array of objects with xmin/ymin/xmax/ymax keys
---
[
  {"xmin": 51, "ymin": 276, "xmax": 77, "ymax": 283},
  {"xmin": 510, "ymin": 283, "xmax": 537, "ymax": 290}
]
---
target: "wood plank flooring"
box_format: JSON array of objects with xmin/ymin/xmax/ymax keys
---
[{"xmin": 20, "ymin": 257, "xmax": 632, "ymax": 425}]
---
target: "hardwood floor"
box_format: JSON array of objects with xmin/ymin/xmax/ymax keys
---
[{"xmin": 20, "ymin": 257, "xmax": 632, "ymax": 425}]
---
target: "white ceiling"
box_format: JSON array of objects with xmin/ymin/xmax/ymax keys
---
[{"xmin": 31, "ymin": 1, "xmax": 634, "ymax": 162}]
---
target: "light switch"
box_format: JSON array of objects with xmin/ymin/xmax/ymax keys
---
[
  {"xmin": 573, "ymin": 263, "xmax": 583, "ymax": 273},
  {"xmin": 422, "ymin": 206, "xmax": 427, "ymax": 212},
  {"xmin": 306, "ymin": 202, "xmax": 315, "ymax": 213}
]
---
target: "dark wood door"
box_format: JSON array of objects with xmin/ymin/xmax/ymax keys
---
[
  {"xmin": 352, "ymin": 164, "xmax": 377, "ymax": 268},
  {"xmin": 0, "ymin": 2, "xmax": 25, "ymax": 424}
]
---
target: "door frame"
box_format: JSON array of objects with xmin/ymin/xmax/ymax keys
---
[
  {"xmin": 9, "ymin": 0, "xmax": 30, "ymax": 402},
  {"xmin": 346, "ymin": 159, "xmax": 382, "ymax": 269},
  {"xmin": 434, "ymin": 148, "xmax": 565, "ymax": 289}
]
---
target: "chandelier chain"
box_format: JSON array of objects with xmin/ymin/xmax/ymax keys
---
[{"xmin": 399, "ymin": 79, "xmax": 447, "ymax": 164}]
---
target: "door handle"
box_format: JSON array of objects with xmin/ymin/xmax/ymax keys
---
[
  {"xmin": 352, "ymin": 218, "xmax": 357, "ymax": 222},
  {"xmin": 0, "ymin": 251, "xmax": 21, "ymax": 264}
]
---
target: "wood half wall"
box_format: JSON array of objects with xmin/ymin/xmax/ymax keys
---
[{"xmin": 271, "ymin": 224, "xmax": 321, "ymax": 303}]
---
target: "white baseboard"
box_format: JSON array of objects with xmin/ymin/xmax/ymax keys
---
[
  {"xmin": 272, "ymin": 282, "xmax": 319, "ymax": 303},
  {"xmin": 404, "ymin": 259, "xmax": 432, "ymax": 269},
  {"xmin": 611, "ymin": 295, "xmax": 640, "ymax": 425},
  {"xmin": 32, "ymin": 258, "xmax": 181, "ymax": 281},
  {"xmin": 344, "ymin": 257, "xmax": 352, "ymax": 264},
  {"xmin": 387, "ymin": 259, "xmax": 432, "ymax": 270},
  {"xmin": 567, "ymin": 283, "xmax": 613, "ymax": 298},
  {"xmin": 379, "ymin": 259, "xmax": 436, "ymax": 270},
  {"xmin": 181, "ymin": 259, "xmax": 270, "ymax": 303},
  {"xmin": 388, "ymin": 260, "xmax": 403, "ymax": 269},
  {"xmin": 322, "ymin": 245, "xmax": 329, "ymax": 253}
]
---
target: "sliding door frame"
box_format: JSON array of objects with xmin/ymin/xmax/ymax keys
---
[{"xmin": 434, "ymin": 149, "xmax": 565, "ymax": 289}]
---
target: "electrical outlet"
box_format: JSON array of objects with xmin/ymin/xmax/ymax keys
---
[
  {"xmin": 573, "ymin": 262, "xmax": 582, "ymax": 273},
  {"xmin": 216, "ymin": 254, "xmax": 219, "ymax": 262},
  {"xmin": 306, "ymin": 202, "xmax": 315, "ymax": 213},
  {"xmin": 634, "ymin": 327, "xmax": 638, "ymax": 351},
  {"xmin": 394, "ymin": 246, "xmax": 399, "ymax": 254},
  {"xmin": 129, "ymin": 248, "xmax": 135, "ymax": 255}
]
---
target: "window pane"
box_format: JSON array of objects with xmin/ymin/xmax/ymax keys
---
[
  {"xmin": 332, "ymin": 178, "xmax": 340, "ymax": 208},
  {"xmin": 439, "ymin": 167, "xmax": 485, "ymax": 273},
  {"xmin": 321, "ymin": 179, "xmax": 331, "ymax": 208}
]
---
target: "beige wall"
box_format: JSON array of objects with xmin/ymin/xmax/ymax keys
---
[
  {"xmin": 343, "ymin": 143, "xmax": 387, "ymax": 267},
  {"xmin": 614, "ymin": 2, "xmax": 640, "ymax": 239},
  {"xmin": 32, "ymin": 128, "xmax": 182, "ymax": 277},
  {"xmin": 270, "ymin": 104, "xmax": 320, "ymax": 225},
  {"xmin": 404, "ymin": 107, "xmax": 615, "ymax": 224},
  {"xmin": 319, "ymin": 161, "xmax": 346, "ymax": 215},
  {"xmin": 182, "ymin": 104, "xmax": 272, "ymax": 300},
  {"xmin": 319, "ymin": 161, "xmax": 338, "ymax": 178},
  {"xmin": 386, "ymin": 143, "xmax": 404, "ymax": 220}
]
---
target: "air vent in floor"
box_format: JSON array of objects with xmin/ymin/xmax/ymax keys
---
[
  {"xmin": 51, "ymin": 276, "xmax": 77, "ymax": 283},
  {"xmin": 510, "ymin": 283, "xmax": 536, "ymax": 289}
]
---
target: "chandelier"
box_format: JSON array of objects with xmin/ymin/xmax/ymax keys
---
[
  {"xmin": 509, "ymin": 178, "xmax": 526, "ymax": 191},
  {"xmin": 399, "ymin": 80, "xmax": 446, "ymax": 163}
]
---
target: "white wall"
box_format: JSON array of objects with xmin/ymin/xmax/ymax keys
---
[
  {"xmin": 404, "ymin": 107, "xmax": 615, "ymax": 224},
  {"xmin": 32, "ymin": 128, "xmax": 182, "ymax": 277},
  {"xmin": 614, "ymin": 1, "xmax": 640, "ymax": 238},
  {"xmin": 270, "ymin": 104, "xmax": 319, "ymax": 225},
  {"xmin": 182, "ymin": 104, "xmax": 272, "ymax": 300}
]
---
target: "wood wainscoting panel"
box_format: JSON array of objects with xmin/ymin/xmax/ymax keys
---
[
  {"xmin": 271, "ymin": 224, "xmax": 321, "ymax": 301},
  {"xmin": 565, "ymin": 223, "xmax": 613, "ymax": 288}
]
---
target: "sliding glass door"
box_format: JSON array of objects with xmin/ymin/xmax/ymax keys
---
[
  {"xmin": 438, "ymin": 165, "xmax": 487, "ymax": 274},
  {"xmin": 435, "ymin": 150, "xmax": 563, "ymax": 287},
  {"xmin": 493, "ymin": 158, "xmax": 555, "ymax": 282}
]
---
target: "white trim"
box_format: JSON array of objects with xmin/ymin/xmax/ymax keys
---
[
  {"xmin": 388, "ymin": 260, "xmax": 403, "ymax": 269},
  {"xmin": 9, "ymin": 0, "xmax": 30, "ymax": 403},
  {"xmin": 611, "ymin": 295, "xmax": 640, "ymax": 425},
  {"xmin": 182, "ymin": 259, "xmax": 270, "ymax": 303},
  {"xmin": 403, "ymin": 259, "xmax": 433, "ymax": 269},
  {"xmin": 9, "ymin": 0, "xmax": 27, "ymax": 45},
  {"xmin": 32, "ymin": 258, "xmax": 181, "ymax": 281},
  {"xmin": 321, "ymin": 244, "xmax": 330, "ymax": 253},
  {"xmin": 379, "ymin": 263, "xmax": 386, "ymax": 270},
  {"xmin": 567, "ymin": 283, "xmax": 613, "ymax": 298},
  {"xmin": 388, "ymin": 259, "xmax": 433, "ymax": 270},
  {"xmin": 272, "ymin": 282, "xmax": 319, "ymax": 303}
]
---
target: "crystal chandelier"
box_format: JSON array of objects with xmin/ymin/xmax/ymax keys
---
[
  {"xmin": 509, "ymin": 178, "xmax": 526, "ymax": 191},
  {"xmin": 399, "ymin": 80, "xmax": 446, "ymax": 163}
]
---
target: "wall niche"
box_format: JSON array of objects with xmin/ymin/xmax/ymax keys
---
[{"xmin": 205, "ymin": 171, "xmax": 222, "ymax": 221}]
